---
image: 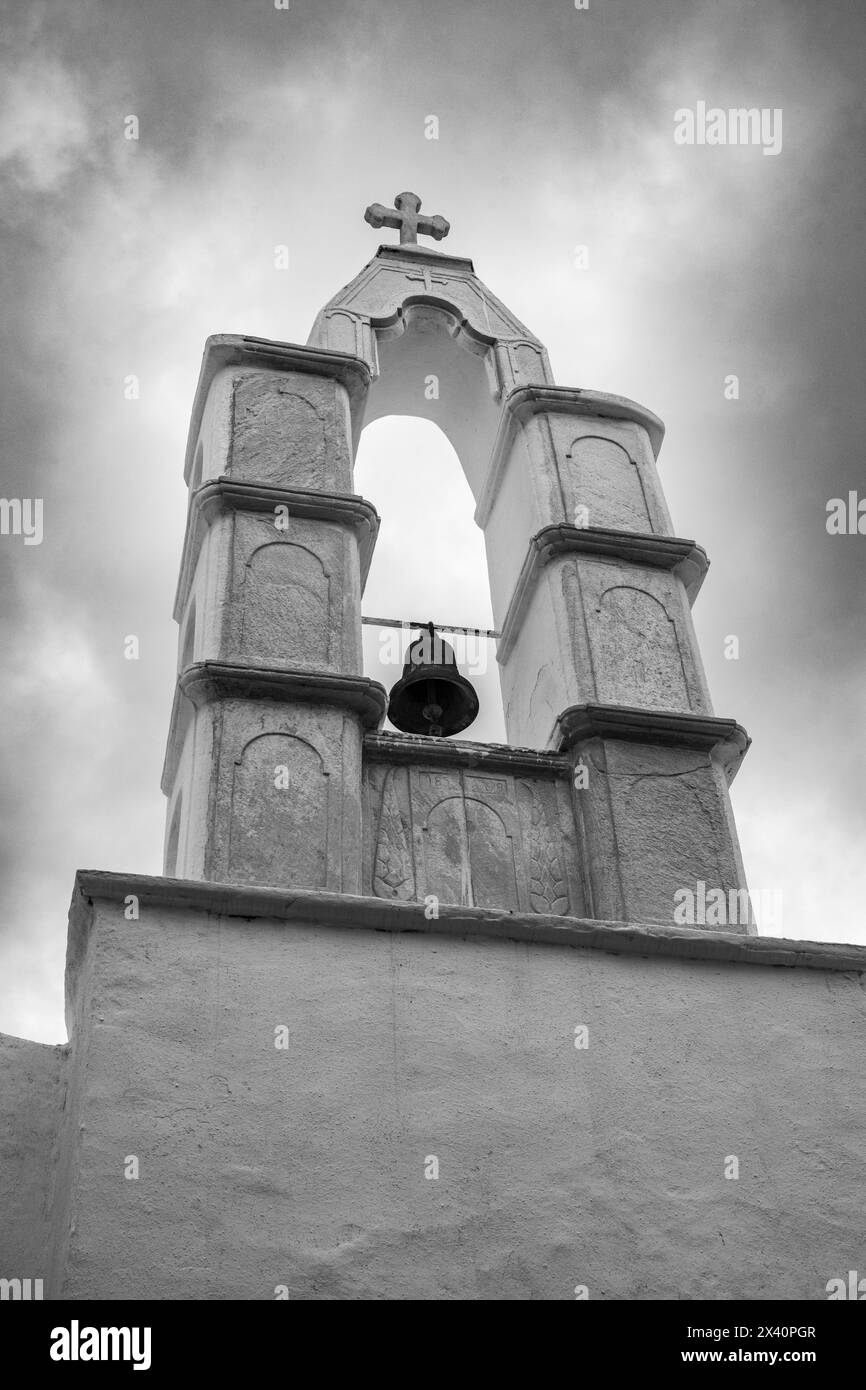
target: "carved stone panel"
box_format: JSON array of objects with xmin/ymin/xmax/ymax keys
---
[
  {"xmin": 371, "ymin": 766, "xmax": 415, "ymax": 901},
  {"xmin": 423, "ymin": 795, "xmax": 520, "ymax": 911},
  {"xmin": 516, "ymin": 781, "xmax": 570, "ymax": 915},
  {"xmin": 592, "ymin": 585, "xmax": 689, "ymax": 711},
  {"xmin": 231, "ymin": 373, "xmax": 327, "ymax": 488},
  {"xmin": 365, "ymin": 754, "xmax": 584, "ymax": 916},
  {"xmin": 607, "ymin": 746, "xmax": 733, "ymax": 928},
  {"xmin": 562, "ymin": 436, "xmax": 651, "ymax": 532},
  {"xmin": 228, "ymin": 732, "xmax": 328, "ymax": 889},
  {"xmin": 239, "ymin": 541, "xmax": 330, "ymax": 668}
]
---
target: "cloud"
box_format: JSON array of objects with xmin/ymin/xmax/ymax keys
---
[
  {"xmin": 0, "ymin": 53, "xmax": 90, "ymax": 192},
  {"xmin": 1, "ymin": 0, "xmax": 865, "ymax": 1043}
]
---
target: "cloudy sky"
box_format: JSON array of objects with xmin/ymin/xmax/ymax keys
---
[{"xmin": 1, "ymin": 0, "xmax": 864, "ymax": 1043}]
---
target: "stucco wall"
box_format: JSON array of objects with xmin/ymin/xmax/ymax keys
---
[
  {"xmin": 0, "ymin": 1033, "xmax": 66, "ymax": 1283},
  {"xmin": 51, "ymin": 874, "xmax": 866, "ymax": 1301}
]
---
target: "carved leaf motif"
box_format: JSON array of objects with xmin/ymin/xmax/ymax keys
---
[
  {"xmin": 525, "ymin": 786, "xmax": 569, "ymax": 916},
  {"xmin": 373, "ymin": 768, "xmax": 415, "ymax": 901}
]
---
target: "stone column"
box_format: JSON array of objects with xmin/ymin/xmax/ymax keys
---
[
  {"xmin": 479, "ymin": 386, "xmax": 752, "ymax": 930},
  {"xmin": 161, "ymin": 336, "xmax": 386, "ymax": 894}
]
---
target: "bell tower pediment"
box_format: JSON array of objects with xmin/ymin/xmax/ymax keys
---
[
  {"xmin": 160, "ymin": 189, "xmax": 752, "ymax": 935},
  {"xmin": 307, "ymin": 243, "xmax": 554, "ymax": 396},
  {"xmin": 307, "ymin": 242, "xmax": 555, "ymax": 502}
]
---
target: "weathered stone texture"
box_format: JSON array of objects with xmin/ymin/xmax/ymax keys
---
[
  {"xmin": 561, "ymin": 435, "xmax": 652, "ymax": 532},
  {"xmin": 365, "ymin": 754, "xmax": 584, "ymax": 915},
  {"xmin": 229, "ymin": 371, "xmax": 350, "ymax": 491},
  {"xmin": 575, "ymin": 739, "xmax": 746, "ymax": 926},
  {"xmin": 201, "ymin": 696, "xmax": 365, "ymax": 894}
]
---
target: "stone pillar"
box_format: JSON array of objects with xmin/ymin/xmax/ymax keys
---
[
  {"xmin": 161, "ymin": 336, "xmax": 386, "ymax": 894},
  {"xmin": 478, "ymin": 386, "xmax": 752, "ymax": 930}
]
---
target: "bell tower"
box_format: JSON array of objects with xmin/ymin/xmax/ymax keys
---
[
  {"xmin": 162, "ymin": 192, "xmax": 751, "ymax": 929},
  {"xmin": 18, "ymin": 188, "xmax": 862, "ymax": 1309}
]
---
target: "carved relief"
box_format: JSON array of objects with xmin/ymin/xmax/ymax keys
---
[
  {"xmin": 423, "ymin": 795, "xmax": 473, "ymax": 906},
  {"xmin": 618, "ymin": 773, "xmax": 725, "ymax": 926},
  {"xmin": 372, "ymin": 766, "xmax": 415, "ymax": 901},
  {"xmin": 322, "ymin": 310, "xmax": 361, "ymax": 357},
  {"xmin": 518, "ymin": 783, "xmax": 569, "ymax": 915},
  {"xmin": 240, "ymin": 542, "xmax": 330, "ymax": 667},
  {"xmin": 229, "ymin": 733, "xmax": 328, "ymax": 889},
  {"xmin": 464, "ymin": 800, "xmax": 519, "ymax": 910},
  {"xmin": 368, "ymin": 762, "xmax": 576, "ymax": 915},
  {"xmin": 593, "ymin": 586, "xmax": 689, "ymax": 710},
  {"xmin": 232, "ymin": 374, "xmax": 327, "ymax": 488},
  {"xmin": 564, "ymin": 436, "xmax": 651, "ymax": 532},
  {"xmin": 422, "ymin": 795, "xmax": 519, "ymax": 911}
]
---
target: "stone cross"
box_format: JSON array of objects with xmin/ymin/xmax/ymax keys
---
[{"xmin": 364, "ymin": 191, "xmax": 450, "ymax": 247}]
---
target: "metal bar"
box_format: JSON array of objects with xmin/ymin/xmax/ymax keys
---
[{"xmin": 361, "ymin": 615, "xmax": 500, "ymax": 639}]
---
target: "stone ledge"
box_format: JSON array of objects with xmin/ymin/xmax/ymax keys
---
[
  {"xmin": 173, "ymin": 479, "xmax": 380, "ymax": 620},
  {"xmin": 555, "ymin": 704, "xmax": 750, "ymax": 782},
  {"xmin": 183, "ymin": 334, "xmax": 372, "ymax": 483},
  {"xmin": 497, "ymin": 524, "xmax": 709, "ymax": 661},
  {"xmin": 161, "ymin": 665, "xmax": 388, "ymax": 793},
  {"xmin": 374, "ymin": 243, "xmax": 476, "ymax": 273},
  {"xmin": 71, "ymin": 871, "xmax": 866, "ymax": 975},
  {"xmin": 364, "ymin": 731, "xmax": 571, "ymax": 776},
  {"xmin": 178, "ymin": 662, "xmax": 387, "ymax": 723}
]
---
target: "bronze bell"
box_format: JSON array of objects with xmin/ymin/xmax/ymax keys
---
[{"xmin": 387, "ymin": 623, "xmax": 479, "ymax": 738}]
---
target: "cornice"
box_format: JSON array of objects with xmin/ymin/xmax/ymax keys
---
[
  {"xmin": 497, "ymin": 525, "xmax": 709, "ymax": 662},
  {"xmin": 182, "ymin": 334, "xmax": 372, "ymax": 483},
  {"xmin": 70, "ymin": 872, "xmax": 866, "ymax": 984},
  {"xmin": 374, "ymin": 243, "xmax": 476, "ymax": 274},
  {"xmin": 172, "ymin": 479, "xmax": 380, "ymax": 621},
  {"xmin": 161, "ymin": 664, "xmax": 387, "ymax": 793},
  {"xmin": 364, "ymin": 731, "xmax": 570, "ymax": 777},
  {"xmin": 554, "ymin": 704, "xmax": 750, "ymax": 782},
  {"xmin": 476, "ymin": 384, "xmax": 666, "ymax": 529},
  {"xmin": 179, "ymin": 661, "xmax": 387, "ymax": 722}
]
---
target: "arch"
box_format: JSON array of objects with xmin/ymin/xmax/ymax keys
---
[
  {"xmin": 361, "ymin": 301, "xmax": 504, "ymax": 504},
  {"xmin": 422, "ymin": 794, "xmax": 518, "ymax": 909},
  {"xmin": 239, "ymin": 541, "xmax": 330, "ymax": 667},
  {"xmin": 228, "ymin": 732, "xmax": 329, "ymax": 888},
  {"xmin": 563, "ymin": 435, "xmax": 651, "ymax": 532},
  {"xmin": 309, "ymin": 250, "xmax": 552, "ymax": 501},
  {"xmin": 593, "ymin": 585, "xmax": 688, "ymax": 710},
  {"xmin": 355, "ymin": 415, "xmax": 505, "ymax": 742},
  {"xmin": 305, "ymin": 247, "xmax": 555, "ymax": 751}
]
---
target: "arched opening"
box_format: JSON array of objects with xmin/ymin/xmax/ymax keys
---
[
  {"xmin": 362, "ymin": 303, "xmax": 503, "ymax": 501},
  {"xmin": 355, "ymin": 415, "xmax": 505, "ymax": 743}
]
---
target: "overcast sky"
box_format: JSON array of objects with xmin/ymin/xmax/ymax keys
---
[{"xmin": 1, "ymin": 0, "xmax": 864, "ymax": 1043}]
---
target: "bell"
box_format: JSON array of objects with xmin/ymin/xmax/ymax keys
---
[{"xmin": 387, "ymin": 623, "xmax": 479, "ymax": 738}]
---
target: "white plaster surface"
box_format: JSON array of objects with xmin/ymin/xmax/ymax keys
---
[
  {"xmin": 0, "ymin": 1034, "xmax": 65, "ymax": 1281},
  {"xmin": 35, "ymin": 878, "xmax": 866, "ymax": 1300}
]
